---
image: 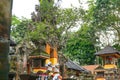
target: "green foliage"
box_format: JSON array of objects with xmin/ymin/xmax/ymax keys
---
[
  {"xmin": 83, "ymin": 0, "xmax": 120, "ymax": 65},
  {"xmin": 40, "ymin": 0, "xmax": 56, "ymax": 24},
  {"xmin": 11, "ymin": 0, "xmax": 96, "ymax": 66},
  {"xmin": 11, "ymin": 0, "xmax": 120, "ymax": 67},
  {"xmin": 12, "ymin": 15, "xmax": 21, "ymax": 26},
  {"xmin": 11, "ymin": 16, "xmax": 31, "ymax": 43},
  {"xmin": 92, "ymin": 0, "xmax": 120, "ymax": 44},
  {"xmin": 29, "ymin": 22, "xmax": 47, "ymax": 40},
  {"xmin": 83, "ymin": 0, "xmax": 120, "ymax": 48},
  {"xmin": 29, "ymin": 0, "xmax": 85, "ymax": 50},
  {"xmin": 64, "ymin": 25, "xmax": 96, "ymax": 65}
]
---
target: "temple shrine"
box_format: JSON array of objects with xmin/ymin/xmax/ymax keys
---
[{"xmin": 94, "ymin": 46, "xmax": 120, "ymax": 80}]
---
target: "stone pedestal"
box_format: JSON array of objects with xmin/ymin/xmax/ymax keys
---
[{"xmin": 20, "ymin": 74, "xmax": 37, "ymax": 80}]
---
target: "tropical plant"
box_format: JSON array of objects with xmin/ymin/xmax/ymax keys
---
[
  {"xmin": 91, "ymin": 0, "xmax": 120, "ymax": 46},
  {"xmin": 11, "ymin": 15, "xmax": 31, "ymax": 43},
  {"xmin": 63, "ymin": 24, "xmax": 96, "ymax": 65},
  {"xmin": 29, "ymin": 0, "xmax": 85, "ymax": 50}
]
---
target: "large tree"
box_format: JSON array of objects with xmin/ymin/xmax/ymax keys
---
[
  {"xmin": 92, "ymin": 0, "xmax": 120, "ymax": 46},
  {"xmin": 28, "ymin": 0, "xmax": 84, "ymax": 50},
  {"xmin": 11, "ymin": 0, "xmax": 85, "ymax": 74},
  {"xmin": 63, "ymin": 24, "xmax": 96, "ymax": 65},
  {"xmin": 12, "ymin": 0, "xmax": 84, "ymax": 49}
]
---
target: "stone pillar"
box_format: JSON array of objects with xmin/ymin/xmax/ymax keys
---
[{"xmin": 0, "ymin": 0, "xmax": 12, "ymax": 79}]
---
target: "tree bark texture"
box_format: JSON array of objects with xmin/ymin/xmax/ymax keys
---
[{"xmin": 0, "ymin": 0, "xmax": 12, "ymax": 79}]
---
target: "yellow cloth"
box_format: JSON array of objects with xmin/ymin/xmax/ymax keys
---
[
  {"xmin": 96, "ymin": 78, "xmax": 105, "ymax": 80},
  {"xmin": 104, "ymin": 64, "xmax": 117, "ymax": 69},
  {"xmin": 50, "ymin": 58, "xmax": 58, "ymax": 65},
  {"xmin": 46, "ymin": 59, "xmax": 50, "ymax": 64},
  {"xmin": 33, "ymin": 68, "xmax": 46, "ymax": 73}
]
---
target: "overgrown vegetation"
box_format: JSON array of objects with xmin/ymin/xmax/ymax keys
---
[{"xmin": 11, "ymin": 0, "xmax": 120, "ymax": 69}]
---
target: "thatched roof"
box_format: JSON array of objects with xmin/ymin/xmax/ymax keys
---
[
  {"xmin": 95, "ymin": 46, "xmax": 120, "ymax": 56},
  {"xmin": 29, "ymin": 55, "xmax": 49, "ymax": 59},
  {"xmin": 30, "ymin": 48, "xmax": 50, "ymax": 57},
  {"xmin": 83, "ymin": 65, "xmax": 100, "ymax": 74},
  {"xmin": 65, "ymin": 60, "xmax": 90, "ymax": 73}
]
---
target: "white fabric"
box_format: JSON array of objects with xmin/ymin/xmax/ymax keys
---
[
  {"xmin": 52, "ymin": 74, "xmax": 60, "ymax": 80},
  {"xmin": 53, "ymin": 67, "xmax": 59, "ymax": 72},
  {"xmin": 47, "ymin": 66, "xmax": 52, "ymax": 71}
]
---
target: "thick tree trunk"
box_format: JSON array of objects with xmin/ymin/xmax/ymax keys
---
[{"xmin": 0, "ymin": 0, "xmax": 12, "ymax": 79}]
